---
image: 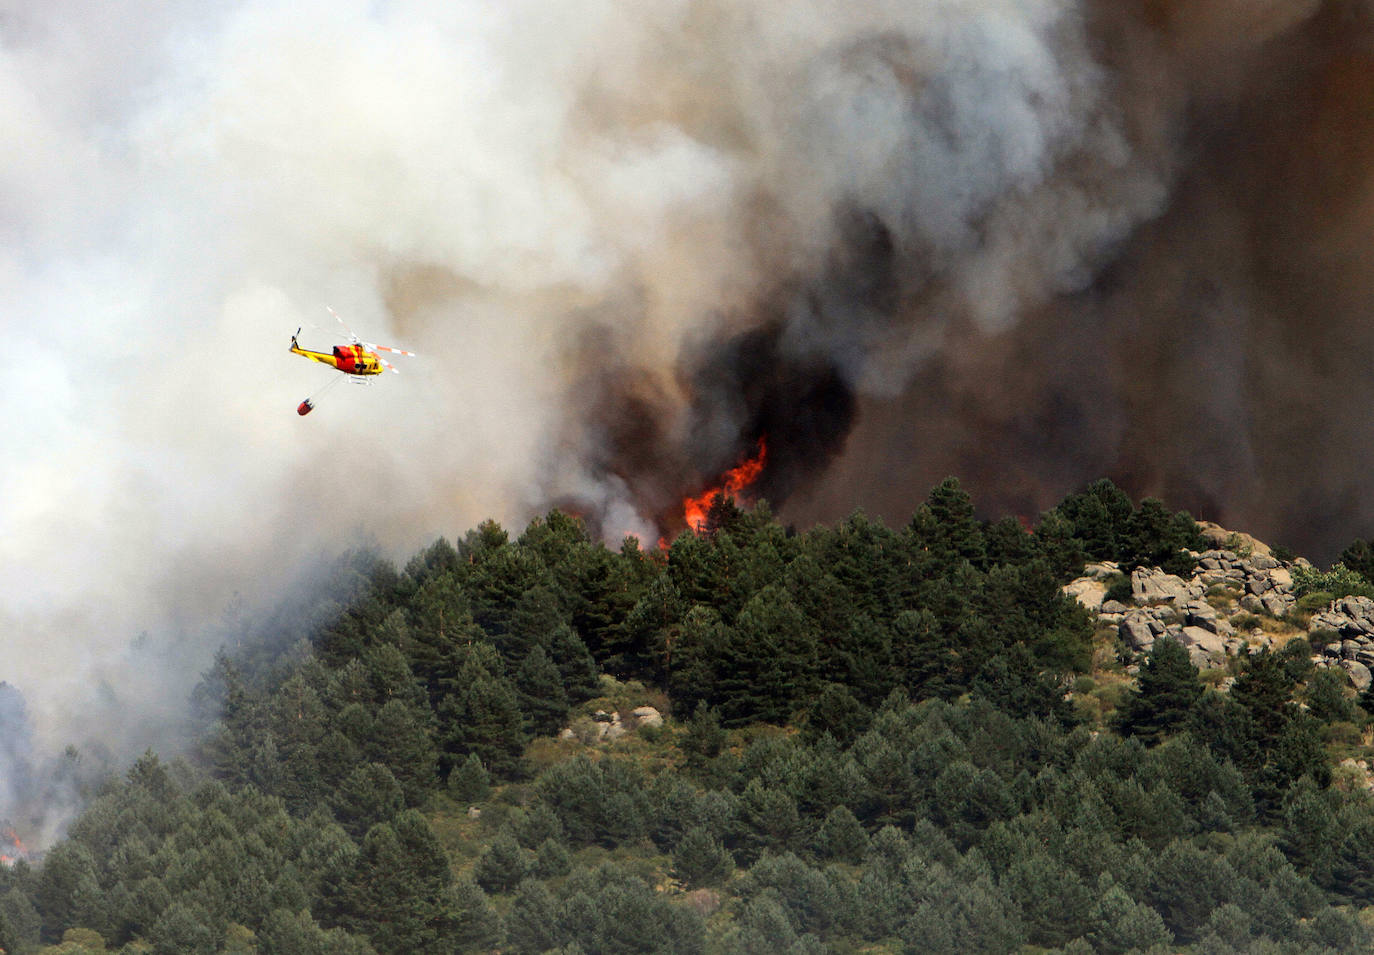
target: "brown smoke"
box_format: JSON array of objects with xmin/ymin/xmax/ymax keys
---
[{"xmin": 560, "ymin": 1, "xmax": 1374, "ymax": 561}]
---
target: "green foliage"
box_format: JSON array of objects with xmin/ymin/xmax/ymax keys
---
[
  {"xmin": 515, "ymin": 644, "xmax": 572, "ymax": 736},
  {"xmin": 472, "ymin": 827, "xmax": 530, "ymax": 893},
  {"xmin": 435, "ymin": 645, "xmax": 528, "ymax": 777},
  {"xmin": 1103, "ymin": 573, "xmax": 1133, "ymax": 605},
  {"xmin": 1337, "ymin": 537, "xmax": 1374, "ymax": 584},
  {"xmin": 505, "ymin": 879, "xmax": 560, "ymax": 954},
  {"xmin": 812, "ymin": 805, "xmax": 868, "ymax": 864},
  {"xmin": 331, "ymin": 763, "xmax": 404, "ymax": 839},
  {"xmin": 680, "ymin": 702, "xmax": 726, "ymax": 762},
  {"xmin": 1291, "ymin": 561, "xmax": 1374, "ymax": 599},
  {"xmin": 1088, "ymin": 883, "xmax": 1172, "ymax": 954},
  {"xmin": 671, "ymin": 826, "xmax": 734, "ymax": 888},
  {"xmin": 1305, "ymin": 666, "xmax": 1355, "ymax": 724},
  {"xmin": 20, "ymin": 481, "xmax": 1374, "ymax": 955},
  {"xmin": 1115, "ymin": 638, "xmax": 1205, "ymax": 745},
  {"xmin": 323, "ymin": 810, "xmax": 467, "ymax": 954},
  {"xmin": 536, "ymin": 756, "xmax": 649, "ymax": 848},
  {"xmin": 148, "ymin": 900, "xmax": 216, "ymax": 955},
  {"xmin": 555, "ymin": 863, "xmax": 705, "ymax": 954},
  {"xmin": 446, "ymin": 752, "xmax": 490, "ymax": 804},
  {"xmin": 1052, "ymin": 479, "xmax": 1205, "ymax": 575},
  {"xmin": 256, "ymin": 909, "xmax": 378, "ymax": 955},
  {"xmin": 532, "ymin": 837, "xmax": 572, "ymax": 879}
]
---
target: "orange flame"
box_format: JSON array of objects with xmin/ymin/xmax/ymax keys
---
[
  {"xmin": 1, "ymin": 826, "xmax": 26, "ymax": 866},
  {"xmin": 681, "ymin": 437, "xmax": 768, "ymax": 532}
]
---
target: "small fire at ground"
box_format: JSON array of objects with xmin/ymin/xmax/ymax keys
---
[
  {"xmin": 0, "ymin": 824, "xmax": 29, "ymax": 867},
  {"xmin": 679, "ymin": 437, "xmax": 768, "ymax": 534}
]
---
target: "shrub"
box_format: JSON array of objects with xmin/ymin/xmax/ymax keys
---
[
  {"xmin": 1104, "ymin": 574, "xmax": 1134, "ymax": 606},
  {"xmin": 1324, "ymin": 721, "xmax": 1363, "ymax": 747},
  {"xmin": 1289, "ymin": 592, "xmax": 1335, "ymax": 629},
  {"xmin": 1291, "ymin": 563, "xmax": 1374, "ymax": 600},
  {"xmin": 1223, "ymin": 534, "xmax": 1254, "ymax": 559},
  {"xmin": 1307, "ymin": 629, "xmax": 1341, "ymax": 652}
]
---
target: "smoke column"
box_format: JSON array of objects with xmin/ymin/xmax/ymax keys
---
[
  {"xmin": 1, "ymin": 0, "xmax": 1371, "ymax": 834},
  {"xmin": 785, "ymin": 0, "xmax": 1374, "ymax": 555}
]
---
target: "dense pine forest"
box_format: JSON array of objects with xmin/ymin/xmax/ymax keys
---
[{"xmin": 6, "ymin": 479, "xmax": 1374, "ymax": 953}]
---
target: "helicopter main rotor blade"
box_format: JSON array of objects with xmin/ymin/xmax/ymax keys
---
[
  {"xmin": 362, "ymin": 341, "xmax": 417, "ymax": 358},
  {"xmin": 325, "ymin": 305, "xmax": 361, "ymax": 344}
]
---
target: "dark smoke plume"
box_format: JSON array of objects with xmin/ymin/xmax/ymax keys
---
[
  {"xmin": 821, "ymin": 0, "xmax": 1374, "ymax": 563},
  {"xmin": 559, "ymin": 1, "xmax": 1374, "ymax": 562}
]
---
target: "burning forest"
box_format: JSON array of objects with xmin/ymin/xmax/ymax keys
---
[
  {"xmin": 9, "ymin": 0, "xmax": 1374, "ymax": 865},
  {"xmin": 0, "ymin": 825, "xmax": 31, "ymax": 868}
]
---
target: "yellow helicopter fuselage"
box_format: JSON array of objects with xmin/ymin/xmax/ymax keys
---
[{"xmin": 290, "ymin": 340, "xmax": 384, "ymax": 376}]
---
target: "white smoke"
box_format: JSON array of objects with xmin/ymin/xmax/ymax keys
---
[{"xmin": 1, "ymin": 0, "xmax": 1190, "ymax": 836}]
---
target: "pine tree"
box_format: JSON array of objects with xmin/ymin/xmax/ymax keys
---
[
  {"xmin": 680, "ymin": 702, "xmax": 726, "ymax": 762},
  {"xmin": 333, "ymin": 811, "xmax": 464, "ymax": 954},
  {"xmin": 672, "ymin": 826, "xmax": 734, "ymax": 888},
  {"xmin": 515, "ymin": 645, "xmax": 571, "ymax": 736},
  {"xmin": 1142, "ymin": 839, "xmax": 1238, "ymax": 943},
  {"xmin": 148, "ymin": 900, "xmax": 218, "ymax": 955},
  {"xmin": 34, "ymin": 841, "xmax": 105, "ymax": 942},
  {"xmin": 368, "ymin": 699, "xmax": 439, "ymax": 805},
  {"xmin": 331, "ymin": 763, "xmax": 404, "ymax": 839},
  {"xmin": 505, "ymin": 878, "xmax": 560, "ymax": 953},
  {"xmin": 813, "ymin": 805, "xmax": 868, "ymax": 864},
  {"xmin": 1337, "ymin": 537, "xmax": 1374, "ymax": 585},
  {"xmin": 1055, "ymin": 478, "xmax": 1133, "ymax": 562},
  {"xmin": 436, "ymin": 646, "xmax": 528, "ymax": 778},
  {"xmin": 533, "ymin": 837, "xmax": 572, "ymax": 879},
  {"xmin": 736, "ymin": 890, "xmax": 797, "ymax": 954},
  {"xmin": 1002, "ymin": 851, "xmax": 1093, "ymax": 947},
  {"xmin": 1088, "ymin": 883, "xmax": 1172, "ymax": 954},
  {"xmin": 924, "ymin": 477, "xmax": 987, "ymax": 567},
  {"xmin": 258, "ymin": 909, "xmax": 379, "ymax": 955},
  {"xmin": 473, "ymin": 828, "xmax": 531, "ymax": 894},
  {"xmin": 1116, "ymin": 637, "xmax": 1205, "ymax": 744},
  {"xmin": 739, "ymin": 853, "xmax": 839, "ymax": 936},
  {"xmin": 447, "ymin": 877, "xmax": 502, "ymax": 952},
  {"xmin": 446, "ymin": 752, "xmax": 490, "ymax": 804},
  {"xmin": 734, "ymin": 779, "xmax": 803, "ymax": 864}
]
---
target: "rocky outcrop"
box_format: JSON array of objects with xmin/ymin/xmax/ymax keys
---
[
  {"xmin": 557, "ymin": 706, "xmax": 664, "ymax": 743},
  {"xmin": 631, "ymin": 705, "xmax": 664, "ymax": 728},
  {"xmin": 1196, "ymin": 521, "xmax": 1272, "ymax": 557},
  {"xmin": 1066, "ymin": 544, "xmax": 1296, "ymax": 668},
  {"xmin": 1308, "ymin": 597, "xmax": 1374, "ymax": 690},
  {"xmin": 1131, "ymin": 567, "xmax": 1202, "ymax": 605},
  {"xmin": 1064, "ymin": 524, "xmax": 1373, "ymax": 690}
]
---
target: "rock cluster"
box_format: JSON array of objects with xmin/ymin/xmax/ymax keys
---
[
  {"xmin": 1068, "ymin": 548, "xmax": 1298, "ymax": 669},
  {"xmin": 1308, "ymin": 597, "xmax": 1374, "ymax": 691},
  {"xmin": 1064, "ymin": 529, "xmax": 1374, "ymax": 692},
  {"xmin": 557, "ymin": 706, "xmax": 663, "ymax": 743}
]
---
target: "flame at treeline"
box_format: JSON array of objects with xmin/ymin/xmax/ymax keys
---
[
  {"xmin": 0, "ymin": 825, "xmax": 29, "ymax": 867},
  {"xmin": 680, "ymin": 437, "xmax": 769, "ymax": 534}
]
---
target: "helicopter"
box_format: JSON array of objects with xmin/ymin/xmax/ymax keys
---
[{"xmin": 290, "ymin": 306, "xmax": 416, "ymax": 414}]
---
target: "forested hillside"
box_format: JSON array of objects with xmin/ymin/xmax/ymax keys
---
[{"xmin": 5, "ymin": 479, "xmax": 1374, "ymax": 953}]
